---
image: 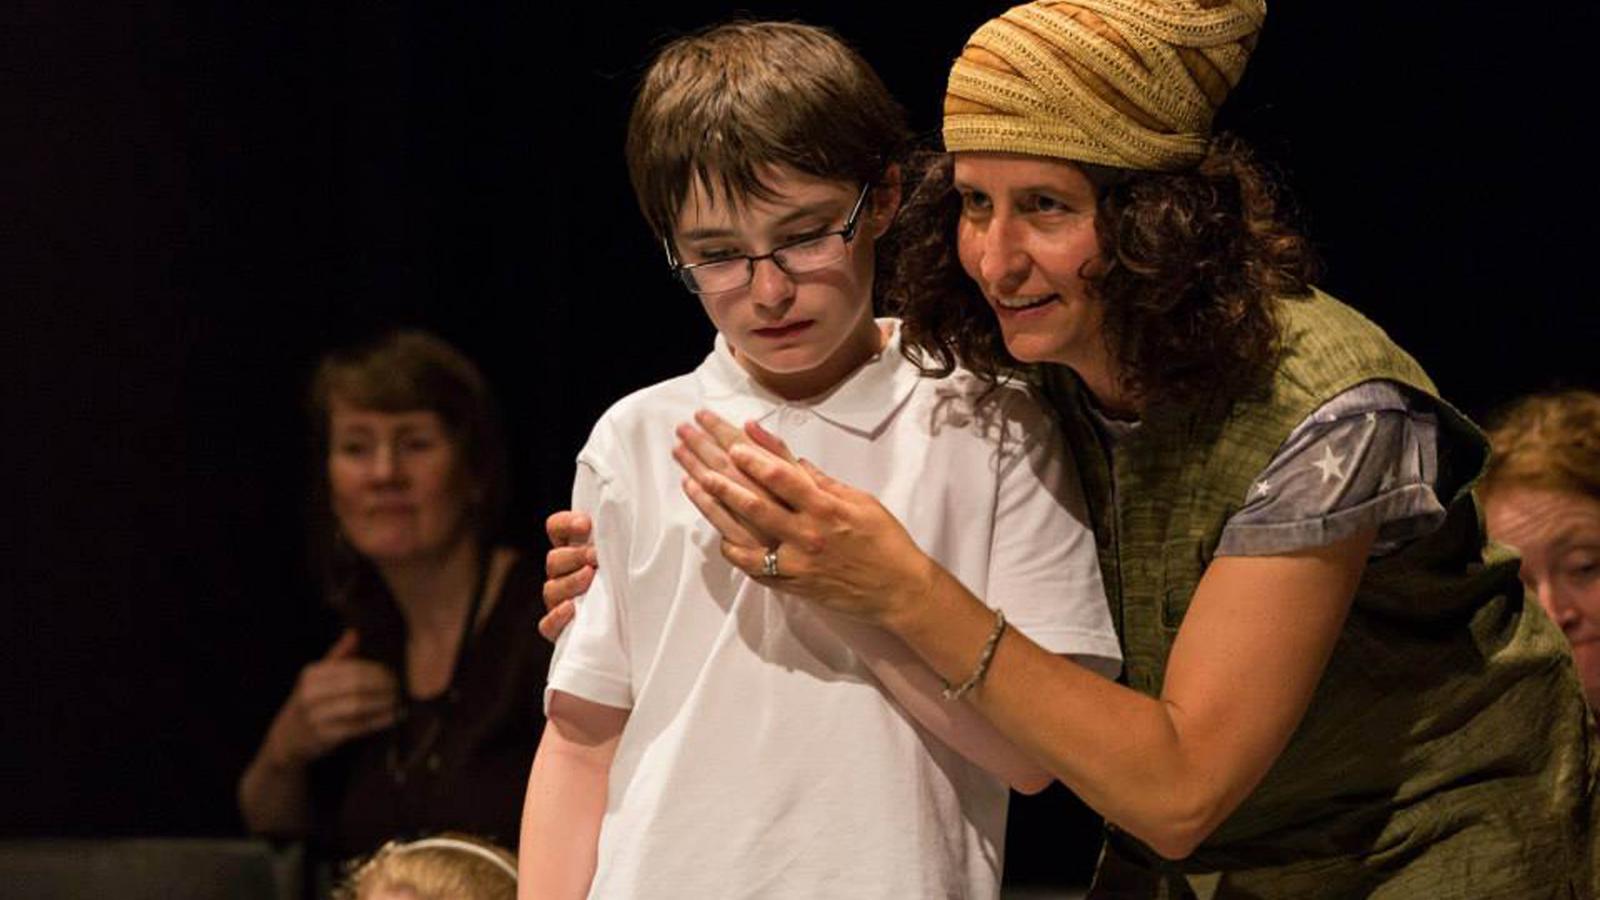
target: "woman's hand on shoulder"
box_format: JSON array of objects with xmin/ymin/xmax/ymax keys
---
[
  {"xmin": 266, "ymin": 629, "xmax": 399, "ymax": 768},
  {"xmin": 540, "ymin": 511, "xmax": 597, "ymax": 642}
]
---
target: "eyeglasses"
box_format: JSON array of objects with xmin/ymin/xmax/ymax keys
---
[{"xmin": 663, "ymin": 184, "xmax": 873, "ymax": 295}]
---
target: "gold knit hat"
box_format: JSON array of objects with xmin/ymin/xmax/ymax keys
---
[{"xmin": 944, "ymin": 0, "xmax": 1267, "ymax": 170}]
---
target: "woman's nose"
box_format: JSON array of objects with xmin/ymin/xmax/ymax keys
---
[
  {"xmin": 978, "ymin": 217, "xmax": 1029, "ymax": 291},
  {"xmin": 1538, "ymin": 581, "xmax": 1581, "ymax": 630},
  {"xmin": 368, "ymin": 444, "xmax": 402, "ymax": 482}
]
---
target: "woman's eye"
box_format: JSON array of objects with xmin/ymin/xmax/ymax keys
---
[
  {"xmin": 402, "ymin": 437, "xmax": 439, "ymax": 452},
  {"xmin": 336, "ymin": 442, "xmax": 370, "ymax": 456},
  {"xmin": 1562, "ymin": 557, "xmax": 1600, "ymax": 583},
  {"xmin": 958, "ymin": 190, "xmax": 991, "ymax": 214},
  {"xmin": 695, "ymin": 248, "xmax": 742, "ymax": 263},
  {"xmin": 1026, "ymin": 193, "xmax": 1069, "ymax": 213}
]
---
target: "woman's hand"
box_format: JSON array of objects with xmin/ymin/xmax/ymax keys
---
[
  {"xmin": 263, "ymin": 629, "xmax": 400, "ymax": 767},
  {"xmin": 241, "ymin": 628, "xmax": 399, "ymax": 834},
  {"xmin": 540, "ymin": 512, "xmax": 597, "ymax": 641},
  {"xmin": 674, "ymin": 410, "xmax": 939, "ymax": 629},
  {"xmin": 670, "ymin": 412, "xmax": 780, "ymax": 552}
]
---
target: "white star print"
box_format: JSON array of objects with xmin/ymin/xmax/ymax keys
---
[
  {"xmin": 1311, "ymin": 443, "xmax": 1347, "ymax": 485},
  {"xmin": 1364, "ymin": 411, "xmax": 1377, "ymax": 426},
  {"xmin": 1252, "ymin": 480, "xmax": 1272, "ymax": 499}
]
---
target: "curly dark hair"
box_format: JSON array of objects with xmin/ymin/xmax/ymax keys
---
[{"xmin": 887, "ymin": 134, "xmax": 1319, "ymax": 404}]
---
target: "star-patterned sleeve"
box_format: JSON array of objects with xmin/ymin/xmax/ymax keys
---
[{"xmin": 1214, "ymin": 380, "xmax": 1453, "ymax": 557}]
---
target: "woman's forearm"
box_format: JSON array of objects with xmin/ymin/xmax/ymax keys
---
[
  {"xmin": 829, "ymin": 615, "xmax": 1054, "ymax": 793},
  {"xmin": 237, "ymin": 739, "xmax": 311, "ymax": 836},
  {"xmin": 886, "ymin": 566, "xmax": 1219, "ymax": 856},
  {"xmin": 888, "ymin": 536, "xmax": 1367, "ymax": 860}
]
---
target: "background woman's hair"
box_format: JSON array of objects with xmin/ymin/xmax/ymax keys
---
[
  {"xmin": 1482, "ymin": 389, "xmax": 1600, "ymax": 500},
  {"xmin": 333, "ymin": 832, "xmax": 516, "ymax": 900},
  {"xmin": 889, "ymin": 134, "xmax": 1319, "ymax": 403},
  {"xmin": 307, "ymin": 329, "xmax": 510, "ymax": 613}
]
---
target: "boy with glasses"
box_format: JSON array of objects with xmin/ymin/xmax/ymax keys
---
[{"xmin": 518, "ymin": 21, "xmax": 1119, "ymax": 899}]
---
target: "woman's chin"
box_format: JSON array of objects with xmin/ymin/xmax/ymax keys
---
[
  {"xmin": 1001, "ymin": 333, "xmax": 1058, "ymax": 366},
  {"xmin": 349, "ymin": 536, "xmax": 429, "ymax": 566}
]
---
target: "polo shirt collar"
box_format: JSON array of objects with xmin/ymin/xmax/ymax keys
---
[{"xmin": 694, "ymin": 318, "xmax": 922, "ymax": 438}]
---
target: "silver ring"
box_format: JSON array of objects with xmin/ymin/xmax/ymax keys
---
[{"xmin": 761, "ymin": 546, "xmax": 780, "ymax": 578}]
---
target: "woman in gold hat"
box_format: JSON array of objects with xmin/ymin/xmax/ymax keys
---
[{"xmin": 659, "ymin": 1, "xmax": 1598, "ymax": 895}]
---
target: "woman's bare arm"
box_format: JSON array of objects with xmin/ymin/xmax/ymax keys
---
[{"xmin": 687, "ymin": 419, "xmax": 1373, "ymax": 858}]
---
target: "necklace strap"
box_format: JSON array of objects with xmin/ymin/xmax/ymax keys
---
[
  {"xmin": 388, "ymin": 549, "xmax": 497, "ymax": 783},
  {"xmin": 447, "ymin": 548, "xmax": 495, "ymax": 694}
]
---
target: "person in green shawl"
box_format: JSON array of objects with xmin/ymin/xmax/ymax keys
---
[{"xmin": 547, "ymin": 2, "xmax": 1598, "ymax": 896}]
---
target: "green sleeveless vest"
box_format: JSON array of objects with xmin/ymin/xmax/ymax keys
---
[{"xmin": 1046, "ymin": 290, "xmax": 1597, "ymax": 898}]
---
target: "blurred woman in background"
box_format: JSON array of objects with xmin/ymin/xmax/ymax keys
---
[
  {"xmin": 1484, "ymin": 389, "xmax": 1600, "ymax": 715},
  {"xmin": 239, "ymin": 330, "xmax": 549, "ymax": 860}
]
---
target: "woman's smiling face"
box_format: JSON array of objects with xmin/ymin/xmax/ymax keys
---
[
  {"xmin": 327, "ymin": 402, "xmax": 477, "ymax": 566},
  {"xmin": 953, "ymin": 152, "xmax": 1107, "ymax": 370}
]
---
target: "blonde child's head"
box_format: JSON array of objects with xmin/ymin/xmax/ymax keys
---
[{"xmin": 335, "ymin": 833, "xmax": 516, "ymax": 900}]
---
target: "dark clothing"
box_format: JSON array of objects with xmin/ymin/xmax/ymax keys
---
[
  {"xmin": 1049, "ymin": 291, "xmax": 1598, "ymax": 898},
  {"xmin": 309, "ymin": 555, "xmax": 550, "ymax": 860}
]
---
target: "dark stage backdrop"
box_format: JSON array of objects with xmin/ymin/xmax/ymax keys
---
[{"xmin": 8, "ymin": 1, "xmax": 1597, "ymax": 888}]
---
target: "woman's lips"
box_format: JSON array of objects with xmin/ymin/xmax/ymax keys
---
[
  {"xmin": 753, "ymin": 321, "xmax": 814, "ymax": 339},
  {"xmin": 367, "ymin": 502, "xmax": 416, "ymax": 515},
  {"xmin": 993, "ymin": 293, "xmax": 1059, "ymax": 313}
]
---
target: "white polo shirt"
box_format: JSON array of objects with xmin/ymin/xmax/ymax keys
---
[{"xmin": 549, "ymin": 320, "xmax": 1118, "ymax": 900}]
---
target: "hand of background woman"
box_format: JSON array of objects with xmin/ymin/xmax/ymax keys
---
[
  {"xmin": 675, "ymin": 410, "xmax": 938, "ymax": 629},
  {"xmin": 263, "ymin": 629, "xmax": 399, "ymax": 767}
]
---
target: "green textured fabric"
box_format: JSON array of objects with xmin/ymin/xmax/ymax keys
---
[{"xmin": 1046, "ymin": 290, "xmax": 1598, "ymax": 898}]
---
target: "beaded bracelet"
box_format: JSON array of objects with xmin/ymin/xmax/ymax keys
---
[{"xmin": 942, "ymin": 609, "xmax": 1007, "ymax": 701}]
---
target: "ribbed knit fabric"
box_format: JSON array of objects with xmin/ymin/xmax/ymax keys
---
[{"xmin": 944, "ymin": 0, "xmax": 1265, "ymax": 170}]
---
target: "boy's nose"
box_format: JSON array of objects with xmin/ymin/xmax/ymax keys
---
[{"xmin": 748, "ymin": 255, "xmax": 797, "ymax": 309}]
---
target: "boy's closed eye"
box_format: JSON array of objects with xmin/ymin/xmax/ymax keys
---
[
  {"xmin": 692, "ymin": 246, "xmax": 744, "ymax": 263},
  {"xmin": 776, "ymin": 228, "xmax": 832, "ymax": 248}
]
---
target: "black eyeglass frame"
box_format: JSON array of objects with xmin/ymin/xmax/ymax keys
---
[{"xmin": 660, "ymin": 183, "xmax": 874, "ymax": 295}]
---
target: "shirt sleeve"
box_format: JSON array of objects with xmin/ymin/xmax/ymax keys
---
[
  {"xmin": 1215, "ymin": 380, "xmax": 1451, "ymax": 557},
  {"xmin": 987, "ymin": 394, "xmax": 1122, "ymax": 679},
  {"xmin": 544, "ymin": 450, "xmax": 635, "ymax": 714}
]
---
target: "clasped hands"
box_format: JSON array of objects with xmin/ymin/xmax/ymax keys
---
[
  {"xmin": 676, "ymin": 410, "xmax": 932, "ymax": 628},
  {"xmin": 539, "ymin": 410, "xmax": 936, "ymax": 639}
]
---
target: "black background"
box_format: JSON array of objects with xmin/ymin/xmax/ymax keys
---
[{"xmin": 8, "ymin": 1, "xmax": 1598, "ymax": 887}]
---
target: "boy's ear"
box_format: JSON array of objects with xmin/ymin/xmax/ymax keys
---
[{"xmin": 867, "ymin": 163, "xmax": 903, "ymax": 238}]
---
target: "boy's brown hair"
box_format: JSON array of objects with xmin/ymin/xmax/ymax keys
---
[{"xmin": 624, "ymin": 20, "xmax": 909, "ymax": 242}]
